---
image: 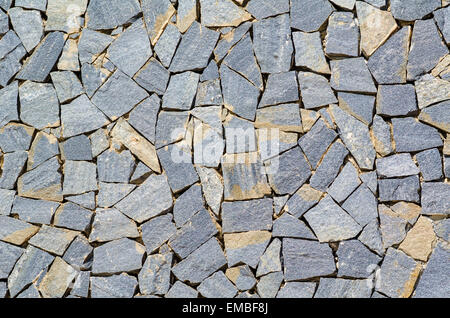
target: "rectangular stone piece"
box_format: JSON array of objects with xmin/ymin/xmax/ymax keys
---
[{"xmin": 222, "ymin": 198, "xmax": 273, "ymax": 233}]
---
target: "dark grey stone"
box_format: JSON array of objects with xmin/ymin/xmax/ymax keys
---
[
  {"xmin": 97, "ymin": 149, "xmax": 135, "ymax": 183},
  {"xmin": 376, "ymin": 85, "xmax": 417, "ymax": 117},
  {"xmin": 224, "ymin": 230, "xmax": 271, "ymax": 268},
  {"xmin": 214, "ymin": 22, "xmax": 251, "ymax": 61},
  {"xmin": 298, "ymin": 72, "xmax": 337, "ymax": 109},
  {"xmin": 0, "ymin": 241, "xmax": 24, "ymax": 279},
  {"xmin": 165, "ymin": 281, "xmax": 198, "ymax": 298},
  {"xmin": 63, "ymin": 161, "xmax": 98, "ymax": 195},
  {"xmin": 85, "ymin": 0, "xmax": 141, "ymax": 30},
  {"xmin": 277, "ymin": 282, "xmax": 316, "ymax": 298},
  {"xmin": 134, "ymin": 58, "xmax": 170, "ymax": 96},
  {"xmin": 50, "ymin": 71, "xmax": 84, "ymax": 104},
  {"xmin": 225, "ymin": 265, "xmax": 257, "ymax": 291},
  {"xmin": 337, "ymin": 240, "xmax": 381, "ymax": 278},
  {"xmin": 330, "ymin": 57, "xmax": 377, "ymax": 93},
  {"xmin": 89, "ymin": 208, "xmax": 139, "ymax": 243},
  {"xmin": 390, "ymin": 0, "xmax": 440, "ymax": 21},
  {"xmin": 139, "ymin": 253, "xmax": 172, "ymax": 296},
  {"xmin": 371, "ymin": 115, "xmax": 393, "ymax": 157},
  {"xmin": 326, "ymin": 12, "xmax": 359, "ymax": 57},
  {"xmin": 54, "ymin": 202, "xmax": 93, "ymax": 233},
  {"xmin": 421, "ymin": 182, "xmax": 450, "ymax": 215},
  {"xmin": 0, "ymin": 81, "xmax": 18, "ymax": 128},
  {"xmin": 141, "ymin": 214, "xmax": 176, "ymax": 253},
  {"xmin": 418, "ymin": 100, "xmax": 450, "ymax": 133},
  {"xmin": 259, "ymin": 72, "xmax": 299, "ymax": 108},
  {"xmin": 378, "ymin": 175, "xmax": 420, "ymax": 203},
  {"xmin": 290, "ymin": 0, "xmax": 333, "ymax": 32},
  {"xmin": 222, "ymin": 198, "xmax": 273, "ymax": 234},
  {"xmin": 434, "ymin": 6, "xmax": 450, "ymax": 45},
  {"xmin": 155, "ymin": 111, "xmax": 190, "ymax": 149},
  {"xmin": 0, "ymin": 189, "xmax": 14, "ymax": 215},
  {"xmin": 61, "ymin": 135, "xmax": 93, "ymax": 161},
  {"xmin": 198, "ymin": 271, "xmax": 238, "ymax": 298},
  {"xmin": 392, "ymin": 117, "xmax": 443, "ymax": 152},
  {"xmin": 377, "ymin": 153, "xmax": 420, "ymax": 178},
  {"xmin": 256, "ymin": 271, "xmax": 283, "ymax": 298},
  {"xmin": 29, "ymin": 224, "xmax": 77, "ymax": 256},
  {"xmin": 90, "ymin": 273, "xmax": 138, "ymax": 298}
]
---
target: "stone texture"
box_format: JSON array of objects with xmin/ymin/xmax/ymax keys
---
[
  {"xmin": 330, "ymin": 57, "xmax": 377, "ymax": 93},
  {"xmin": 298, "ymin": 72, "xmax": 337, "ymax": 109},
  {"xmin": 325, "ymin": 12, "xmax": 359, "ymax": 57},
  {"xmin": 293, "ymin": 32, "xmax": 330, "ymax": 74},
  {"xmin": 290, "ymin": 0, "xmax": 333, "ymax": 32}
]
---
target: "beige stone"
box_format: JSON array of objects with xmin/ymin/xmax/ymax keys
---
[
  {"xmin": 300, "ymin": 109, "xmax": 319, "ymax": 133},
  {"xmin": 390, "ymin": 202, "xmax": 421, "ymax": 226},
  {"xmin": 444, "ymin": 134, "xmax": 450, "ymax": 156},
  {"xmin": 415, "ymin": 75, "xmax": 450, "ymax": 109},
  {"xmin": 200, "ymin": 0, "xmax": 252, "ymax": 27},
  {"xmin": 431, "ymin": 54, "xmax": 450, "ymax": 78},
  {"xmin": 39, "ymin": 257, "xmax": 78, "ymax": 298},
  {"xmin": 399, "ymin": 216, "xmax": 436, "ymax": 261}
]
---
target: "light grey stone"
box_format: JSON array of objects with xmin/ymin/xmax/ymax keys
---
[
  {"xmin": 290, "ymin": 0, "xmax": 333, "ymax": 32},
  {"xmin": 165, "ymin": 281, "xmax": 198, "ymax": 298},
  {"xmin": 0, "ymin": 241, "xmax": 24, "ymax": 279},
  {"xmin": 139, "ymin": 253, "xmax": 172, "ymax": 296},
  {"xmin": 315, "ymin": 278, "xmax": 372, "ymax": 298},
  {"xmin": 0, "ymin": 189, "xmax": 14, "ymax": 215},
  {"xmin": 141, "ymin": 214, "xmax": 176, "ymax": 253},
  {"xmin": 134, "ymin": 58, "xmax": 169, "ymax": 96},
  {"xmin": 225, "ymin": 265, "xmax": 256, "ymax": 291},
  {"xmin": 390, "ymin": 0, "xmax": 440, "ymax": 21},
  {"xmin": 155, "ymin": 111, "xmax": 190, "ymax": 149},
  {"xmin": 0, "ymin": 81, "xmax": 18, "ymax": 128},
  {"xmin": 371, "ymin": 115, "xmax": 393, "ymax": 156},
  {"xmin": 86, "ymin": 0, "xmax": 141, "ymax": 30},
  {"xmin": 214, "ymin": 22, "xmax": 251, "ymax": 61},
  {"xmin": 259, "ymin": 72, "xmax": 299, "ymax": 108},
  {"xmin": 325, "ymin": 12, "xmax": 359, "ymax": 57},
  {"xmin": 89, "ymin": 208, "xmax": 139, "ymax": 243},
  {"xmin": 337, "ymin": 240, "xmax": 382, "ymax": 278},
  {"xmin": 66, "ymin": 192, "xmax": 96, "ymax": 210},
  {"xmin": 298, "ymin": 72, "xmax": 337, "ymax": 109},
  {"xmin": 338, "ymin": 92, "xmax": 375, "ymax": 125},
  {"xmin": 0, "ymin": 151, "xmax": 28, "ymax": 190},
  {"xmin": 9, "ymin": 7, "xmax": 43, "ymax": 52},
  {"xmin": 256, "ymin": 271, "xmax": 283, "ymax": 298},
  {"xmin": 328, "ymin": 162, "xmax": 361, "ymax": 203},
  {"xmin": 12, "ymin": 197, "xmax": 59, "ymax": 225},
  {"xmin": 358, "ymin": 219, "xmax": 384, "ymax": 256},
  {"xmin": 376, "ymin": 85, "xmax": 417, "ymax": 117},
  {"xmin": 63, "ymin": 161, "xmax": 97, "ymax": 195},
  {"xmin": 198, "ymin": 271, "xmax": 238, "ymax": 298},
  {"xmin": 376, "ymin": 154, "xmax": 419, "ymax": 178},
  {"xmin": 277, "ymin": 282, "xmax": 316, "ymax": 298},
  {"xmin": 97, "ymin": 149, "xmax": 135, "ymax": 183},
  {"xmin": 224, "ymin": 230, "xmax": 271, "ymax": 268},
  {"xmin": 90, "ymin": 273, "xmax": 138, "ymax": 298},
  {"xmin": 53, "ymin": 202, "xmax": 93, "ymax": 233},
  {"xmin": 63, "ymin": 235, "xmax": 93, "ymax": 269},
  {"xmin": 162, "ymin": 71, "xmax": 198, "ymax": 110},
  {"xmin": 154, "ymin": 23, "xmax": 180, "ymax": 68},
  {"xmin": 330, "ymin": 57, "xmax": 377, "ymax": 93},
  {"xmin": 61, "ymin": 135, "xmax": 92, "ymax": 161},
  {"xmin": 223, "ymin": 115, "xmax": 256, "ymax": 154},
  {"xmin": 293, "ymin": 31, "xmax": 330, "ymax": 74},
  {"xmin": 434, "ymin": 6, "xmax": 450, "ymax": 45},
  {"xmin": 97, "ymin": 182, "xmax": 136, "ymax": 208},
  {"xmin": 273, "ymin": 213, "xmax": 316, "ymax": 239},
  {"xmin": 222, "ymin": 198, "xmax": 273, "ymax": 234},
  {"xmin": 342, "ymin": 184, "xmax": 378, "ymax": 227},
  {"xmin": 50, "ymin": 71, "xmax": 84, "ymax": 103},
  {"xmin": 29, "ymin": 225, "xmax": 78, "ymax": 256},
  {"xmin": 421, "ymin": 182, "xmax": 450, "ymax": 215},
  {"xmin": 392, "ymin": 117, "xmax": 443, "ymax": 153}
]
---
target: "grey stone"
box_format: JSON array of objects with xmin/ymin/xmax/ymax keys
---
[
  {"xmin": 358, "ymin": 219, "xmax": 384, "ymax": 256},
  {"xmin": 390, "ymin": 0, "xmax": 440, "ymax": 21},
  {"xmin": 434, "ymin": 6, "xmax": 450, "ymax": 45},
  {"xmin": 115, "ymin": 174, "xmax": 173, "ymax": 223},
  {"xmin": 259, "ymin": 72, "xmax": 299, "ymax": 108},
  {"xmin": 97, "ymin": 149, "xmax": 135, "ymax": 183},
  {"xmin": 193, "ymin": 119, "xmax": 224, "ymax": 167},
  {"xmin": 29, "ymin": 225, "xmax": 78, "ymax": 256},
  {"xmin": 246, "ymin": 0, "xmax": 289, "ymax": 19},
  {"xmin": 61, "ymin": 94, "xmax": 110, "ymax": 138},
  {"xmin": 198, "ymin": 271, "xmax": 238, "ymax": 298},
  {"xmin": 173, "ymin": 185, "xmax": 204, "ymax": 227},
  {"xmin": 139, "ymin": 253, "xmax": 172, "ymax": 296},
  {"xmin": 162, "ymin": 71, "xmax": 198, "ymax": 110},
  {"xmin": 415, "ymin": 75, "xmax": 450, "ymax": 110},
  {"xmin": 0, "ymin": 189, "xmax": 14, "ymax": 215},
  {"xmin": 305, "ymin": 195, "xmax": 362, "ymax": 242},
  {"xmin": 8, "ymin": 245, "xmax": 54, "ymax": 297},
  {"xmin": 61, "ymin": 135, "xmax": 92, "ymax": 161},
  {"xmin": 290, "ymin": 0, "xmax": 333, "ymax": 32},
  {"xmin": 214, "ymin": 22, "xmax": 251, "ymax": 62},
  {"xmin": 53, "ymin": 202, "xmax": 93, "ymax": 233},
  {"xmin": 283, "ymin": 238, "xmax": 336, "ymax": 281},
  {"xmin": 16, "ymin": 31, "xmax": 65, "ymax": 82},
  {"xmin": 338, "ymin": 92, "xmax": 375, "ymax": 125},
  {"xmin": 58, "ymin": 39, "xmax": 80, "ymax": 71},
  {"xmin": 63, "ymin": 235, "xmax": 93, "ymax": 269},
  {"xmin": 66, "ymin": 192, "xmax": 96, "ymax": 210},
  {"xmin": 418, "ymin": 100, "xmax": 450, "ymax": 133},
  {"xmin": 0, "ymin": 241, "xmax": 24, "ymax": 279},
  {"xmin": 376, "ymin": 85, "xmax": 417, "ymax": 117},
  {"xmin": 257, "ymin": 129, "xmax": 298, "ymax": 162},
  {"xmin": 310, "ymin": 142, "xmax": 349, "ymax": 192},
  {"xmin": 78, "ymin": 29, "xmax": 113, "ymax": 64},
  {"xmin": 11, "ymin": 197, "xmax": 59, "ymax": 225},
  {"xmin": 196, "ymin": 167, "xmax": 223, "ymax": 215},
  {"xmin": 134, "ymin": 58, "xmax": 169, "ymax": 96},
  {"xmin": 0, "ymin": 0, "xmax": 11, "ymax": 10},
  {"xmin": 293, "ymin": 31, "xmax": 330, "ymax": 74},
  {"xmin": 0, "ymin": 215, "xmax": 39, "ymax": 245},
  {"xmin": 130, "ymin": 162, "xmax": 152, "ymax": 184},
  {"xmin": 80, "ymin": 63, "xmax": 110, "ymax": 98},
  {"xmin": 225, "ymin": 265, "xmax": 256, "ymax": 291},
  {"xmin": 18, "ymin": 156, "xmax": 63, "ymax": 202},
  {"xmin": 0, "ymin": 44, "xmax": 26, "ymax": 87},
  {"xmin": 325, "ymin": 12, "xmax": 359, "ymax": 57},
  {"xmin": 16, "ymin": 283, "xmax": 40, "ymax": 298},
  {"xmin": 9, "ymin": 7, "xmax": 43, "ymax": 52},
  {"xmin": 154, "ymin": 23, "xmax": 180, "ymax": 68},
  {"xmin": 38, "ymin": 256, "xmax": 78, "ymax": 298},
  {"xmin": 392, "ymin": 117, "xmax": 443, "ymax": 152},
  {"xmin": 89, "ymin": 208, "xmax": 139, "ymax": 243},
  {"xmin": 445, "ymin": 156, "xmax": 450, "ymax": 179},
  {"xmin": 70, "ymin": 271, "xmax": 90, "ymax": 298},
  {"xmin": 363, "ymin": 0, "xmax": 385, "ymax": 8},
  {"xmin": 50, "ymin": 71, "xmax": 84, "ymax": 104},
  {"xmin": 421, "ymin": 182, "xmax": 450, "ymax": 215},
  {"xmin": 0, "ymin": 151, "xmax": 28, "ymax": 189},
  {"xmin": 200, "ymin": 0, "xmax": 251, "ymax": 27},
  {"xmin": 19, "ymin": 81, "xmax": 59, "ymax": 130},
  {"xmin": 86, "ymin": 0, "xmax": 141, "ymax": 30},
  {"xmin": 141, "ymin": 214, "xmax": 176, "ymax": 253},
  {"xmin": 222, "ymin": 198, "xmax": 273, "ymax": 234},
  {"xmin": 379, "ymin": 204, "xmax": 407, "ymax": 250},
  {"xmin": 63, "ymin": 161, "xmax": 97, "ymax": 195},
  {"xmin": 200, "ymin": 60, "xmax": 219, "ymax": 82},
  {"xmin": 407, "ymin": 19, "xmax": 448, "ymax": 81},
  {"xmin": 283, "ymin": 184, "xmax": 323, "ymax": 218},
  {"xmin": 0, "ymin": 9, "xmax": 7, "ymax": 35},
  {"xmin": 379, "ymin": 175, "xmax": 420, "ymax": 203},
  {"xmin": 0, "ymin": 30, "xmax": 21, "ymax": 60},
  {"xmin": 414, "ymin": 243, "xmax": 450, "ymax": 298},
  {"xmin": 165, "ymin": 281, "xmax": 198, "ymax": 298},
  {"xmin": 273, "ymin": 213, "xmax": 316, "ymax": 240},
  {"xmin": 330, "ymin": 105, "xmax": 376, "ymax": 170},
  {"xmin": 256, "ymin": 271, "xmax": 283, "ymax": 298},
  {"xmin": 15, "ymin": 0, "xmax": 47, "ymax": 11},
  {"xmin": 253, "ymin": 14, "xmax": 293, "ymax": 73},
  {"xmin": 195, "ymin": 79, "xmax": 223, "ymax": 106},
  {"xmin": 376, "ymin": 154, "xmax": 419, "ymax": 178},
  {"xmin": 434, "ymin": 218, "xmax": 450, "ymax": 242},
  {"xmin": 368, "ymin": 27, "xmax": 411, "ymax": 84},
  {"xmin": 342, "ymin": 185, "xmax": 378, "ymax": 227},
  {"xmin": 236, "ymin": 291, "xmax": 261, "ymax": 298},
  {"xmin": 172, "ymin": 237, "xmax": 227, "ymax": 284},
  {"xmin": 371, "ymin": 115, "xmax": 393, "ymax": 157},
  {"xmin": 176, "ymin": 0, "xmax": 197, "ymax": 33},
  {"xmin": 169, "ymin": 21, "xmax": 219, "ymax": 72},
  {"xmin": 330, "ymin": 57, "xmax": 377, "ymax": 93},
  {"xmin": 298, "ymin": 72, "xmax": 337, "ymax": 109},
  {"xmin": 224, "ymin": 230, "xmax": 271, "ymax": 268},
  {"xmin": 337, "ymin": 240, "xmax": 381, "ymax": 278},
  {"xmin": 328, "ymin": 162, "xmax": 361, "ymax": 203},
  {"xmin": 90, "ymin": 273, "xmax": 138, "ymax": 298},
  {"xmin": 277, "ymin": 282, "xmax": 316, "ymax": 298},
  {"xmin": 376, "ymin": 248, "xmax": 420, "ymax": 298},
  {"xmin": 273, "ymin": 196, "xmax": 289, "ymax": 215},
  {"xmin": 0, "ymin": 81, "xmax": 18, "ymax": 128},
  {"xmin": 155, "ymin": 111, "xmax": 190, "ymax": 149},
  {"xmin": 256, "ymin": 238, "xmax": 282, "ymax": 277},
  {"xmin": 97, "ymin": 182, "xmax": 136, "ymax": 208},
  {"xmin": 223, "ymin": 115, "xmax": 256, "ymax": 154},
  {"xmin": 92, "ymin": 238, "xmax": 145, "ymax": 275},
  {"xmin": 91, "ymin": 70, "xmax": 148, "ymax": 120},
  {"xmin": 315, "ymin": 278, "xmax": 372, "ymax": 298}
]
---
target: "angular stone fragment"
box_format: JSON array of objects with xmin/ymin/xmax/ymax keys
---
[
  {"xmin": 161, "ymin": 72, "xmax": 198, "ymax": 110},
  {"xmin": 226, "ymin": 265, "xmax": 256, "ymax": 291},
  {"xmin": 97, "ymin": 183, "xmax": 136, "ymax": 208},
  {"xmin": 0, "ymin": 44, "xmax": 26, "ymax": 87},
  {"xmin": 29, "ymin": 225, "xmax": 78, "ymax": 256},
  {"xmin": 315, "ymin": 278, "xmax": 372, "ymax": 298},
  {"xmin": 290, "ymin": 0, "xmax": 333, "ymax": 32},
  {"xmin": 223, "ymin": 115, "xmax": 256, "ymax": 154},
  {"xmin": 214, "ymin": 22, "xmax": 251, "ymax": 62},
  {"xmin": 376, "ymin": 248, "xmax": 421, "ymax": 298},
  {"xmin": 78, "ymin": 29, "xmax": 113, "ymax": 64},
  {"xmin": 376, "ymin": 84, "xmax": 417, "ymax": 117},
  {"xmin": 175, "ymin": 0, "xmax": 196, "ymax": 33},
  {"xmin": 283, "ymin": 238, "xmax": 336, "ymax": 281},
  {"xmin": 337, "ymin": 240, "xmax": 381, "ymax": 278},
  {"xmin": 421, "ymin": 182, "xmax": 450, "ymax": 215},
  {"xmin": 170, "ymin": 21, "xmax": 219, "ymax": 72},
  {"xmin": 298, "ymin": 119, "xmax": 336, "ymax": 168},
  {"xmin": 53, "ymin": 202, "xmax": 92, "ymax": 233},
  {"xmin": 141, "ymin": 214, "xmax": 176, "ymax": 253},
  {"xmin": 70, "ymin": 271, "xmax": 90, "ymax": 298},
  {"xmin": 298, "ymin": 72, "xmax": 336, "ymax": 110},
  {"xmin": 390, "ymin": 0, "xmax": 440, "ymax": 21},
  {"xmin": 277, "ymin": 282, "xmax": 316, "ymax": 298},
  {"xmin": 434, "ymin": 6, "xmax": 450, "ymax": 45},
  {"xmin": 115, "ymin": 174, "xmax": 173, "ymax": 223},
  {"xmin": 342, "ymin": 184, "xmax": 378, "ymax": 227},
  {"xmin": 245, "ymin": 0, "xmax": 289, "ymax": 19},
  {"xmin": 0, "ymin": 82, "xmax": 18, "ymax": 128},
  {"xmin": 60, "ymin": 135, "xmax": 92, "ymax": 162},
  {"xmin": 418, "ymin": 100, "xmax": 450, "ymax": 134},
  {"xmin": 256, "ymin": 271, "xmax": 283, "ymax": 298},
  {"xmin": 330, "ymin": 57, "xmax": 377, "ymax": 93},
  {"xmin": 325, "ymin": 12, "xmax": 359, "ymax": 57},
  {"xmin": 379, "ymin": 175, "xmax": 420, "ymax": 203},
  {"xmin": 259, "ymin": 74, "xmax": 298, "ymax": 109},
  {"xmin": 18, "ymin": 157, "xmax": 63, "ymax": 202},
  {"xmin": 328, "ymin": 162, "xmax": 361, "ymax": 203},
  {"xmin": 358, "ymin": 219, "xmax": 384, "ymax": 256},
  {"xmin": 224, "ymin": 231, "xmax": 271, "ymax": 268},
  {"xmin": 45, "ymin": 0, "xmax": 87, "ymax": 33},
  {"xmin": 63, "ymin": 161, "xmax": 97, "ymax": 195},
  {"xmin": 196, "ymin": 167, "xmax": 223, "ymax": 215},
  {"xmin": 58, "ymin": 39, "xmax": 79, "ymax": 71},
  {"xmin": 398, "ymin": 216, "xmax": 436, "ymax": 262},
  {"xmin": 255, "ymin": 238, "xmax": 281, "ymax": 277},
  {"xmin": 165, "ymin": 281, "xmax": 198, "ymax": 298},
  {"xmin": 200, "ymin": 0, "xmax": 251, "ymax": 27},
  {"xmin": 407, "ymin": 19, "xmax": 448, "ymax": 81},
  {"xmin": 195, "ymin": 79, "xmax": 223, "ymax": 107},
  {"xmin": 9, "ymin": 7, "xmax": 43, "ymax": 52},
  {"xmin": 155, "ymin": 111, "xmax": 190, "ymax": 149},
  {"xmin": 172, "ymin": 185, "xmax": 204, "ymax": 227},
  {"xmin": 12, "ymin": 197, "xmax": 59, "ymax": 225},
  {"xmin": 0, "ymin": 151, "xmax": 27, "ymax": 190},
  {"xmin": 331, "ymin": 105, "xmax": 376, "ymax": 170},
  {"xmin": 377, "ymin": 154, "xmax": 419, "ymax": 178},
  {"xmin": 0, "ymin": 189, "xmax": 15, "ymax": 216},
  {"xmin": 253, "ymin": 14, "xmax": 293, "ymax": 73},
  {"xmin": 293, "ymin": 32, "xmax": 330, "ymax": 74},
  {"xmin": 8, "ymin": 245, "xmax": 54, "ymax": 297},
  {"xmin": 379, "ymin": 204, "xmax": 407, "ymax": 250},
  {"xmin": 283, "ymin": 184, "xmax": 323, "ymax": 218},
  {"xmin": 50, "ymin": 71, "xmax": 83, "ymax": 104},
  {"xmin": 0, "ymin": 9, "xmax": 6, "ymax": 35},
  {"xmin": 415, "ymin": 75, "xmax": 450, "ymax": 110},
  {"xmin": 198, "ymin": 271, "xmax": 238, "ymax": 298},
  {"xmin": 63, "ymin": 235, "xmax": 93, "ymax": 269},
  {"xmin": 0, "ymin": 215, "xmax": 39, "ymax": 246},
  {"xmin": 222, "ymin": 199, "xmax": 273, "ymax": 234},
  {"xmin": 39, "ymin": 257, "xmax": 77, "ymax": 298},
  {"xmin": 392, "ymin": 118, "xmax": 443, "ymax": 152},
  {"xmin": 0, "ymin": 241, "xmax": 23, "ymax": 280},
  {"xmin": 134, "ymin": 59, "xmax": 169, "ymax": 96},
  {"xmin": 141, "ymin": 0, "xmax": 175, "ymax": 45},
  {"xmin": 16, "ymin": 31, "xmax": 64, "ymax": 82},
  {"xmin": 90, "ymin": 273, "xmax": 138, "ymax": 298},
  {"xmin": 371, "ymin": 115, "xmax": 393, "ymax": 156},
  {"xmin": 127, "ymin": 98, "xmax": 160, "ymax": 146},
  {"xmin": 97, "ymin": 149, "xmax": 135, "ymax": 183},
  {"xmin": 0, "ymin": 30, "xmax": 22, "ymax": 61},
  {"xmin": 89, "ymin": 208, "xmax": 139, "ymax": 243},
  {"xmin": 154, "ymin": 23, "xmax": 180, "ymax": 69},
  {"xmin": 139, "ymin": 253, "xmax": 172, "ymax": 296},
  {"xmin": 86, "ymin": 0, "xmax": 141, "ymax": 30},
  {"xmin": 172, "ymin": 237, "xmax": 226, "ymax": 284},
  {"xmin": 273, "ymin": 213, "xmax": 316, "ymax": 239}
]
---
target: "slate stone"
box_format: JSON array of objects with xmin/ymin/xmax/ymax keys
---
[
  {"xmin": 0, "ymin": 81, "xmax": 18, "ymax": 128},
  {"xmin": 273, "ymin": 213, "xmax": 316, "ymax": 240},
  {"xmin": 90, "ymin": 273, "xmax": 138, "ymax": 298},
  {"xmin": 421, "ymin": 182, "xmax": 450, "ymax": 215},
  {"xmin": 378, "ymin": 204, "xmax": 407, "ymax": 250},
  {"xmin": 390, "ymin": 0, "xmax": 440, "ymax": 21},
  {"xmin": 222, "ymin": 198, "xmax": 273, "ymax": 234},
  {"xmin": 115, "ymin": 174, "xmax": 173, "ymax": 223},
  {"xmin": 92, "ymin": 238, "xmax": 145, "ymax": 275},
  {"xmin": 11, "ymin": 197, "xmax": 59, "ymax": 225},
  {"xmin": 245, "ymin": 0, "xmax": 289, "ymax": 19},
  {"xmin": 257, "ymin": 129, "xmax": 298, "ymax": 162},
  {"xmin": 337, "ymin": 240, "xmax": 381, "ymax": 278},
  {"xmin": 154, "ymin": 23, "xmax": 180, "ymax": 68},
  {"xmin": 265, "ymin": 146, "xmax": 312, "ymax": 195},
  {"xmin": 368, "ymin": 27, "xmax": 411, "ymax": 84},
  {"xmin": 255, "ymin": 238, "xmax": 282, "ymax": 277},
  {"xmin": 9, "ymin": 7, "xmax": 43, "ymax": 53},
  {"xmin": 298, "ymin": 119, "xmax": 336, "ymax": 168},
  {"xmin": 196, "ymin": 166, "xmax": 223, "ymax": 216},
  {"xmin": 371, "ymin": 115, "xmax": 393, "ymax": 156},
  {"xmin": 195, "ymin": 79, "xmax": 223, "ymax": 106},
  {"xmin": 0, "ymin": 241, "xmax": 24, "ymax": 279},
  {"xmin": 0, "ymin": 151, "xmax": 28, "ymax": 190},
  {"xmin": 336, "ymin": 93, "xmax": 374, "ymax": 126},
  {"xmin": 283, "ymin": 238, "xmax": 336, "ymax": 281},
  {"xmin": 86, "ymin": 0, "xmax": 141, "ymax": 30},
  {"xmin": 139, "ymin": 253, "xmax": 172, "ymax": 296},
  {"xmin": 256, "ymin": 271, "xmax": 283, "ymax": 298},
  {"xmin": 0, "ymin": 189, "xmax": 14, "ymax": 216},
  {"xmin": 198, "ymin": 271, "xmax": 238, "ymax": 298},
  {"xmin": 0, "ymin": 9, "xmax": 7, "ymax": 35},
  {"xmin": 130, "ymin": 162, "xmax": 152, "ymax": 184},
  {"xmin": 61, "ymin": 135, "xmax": 92, "ymax": 161},
  {"xmin": 141, "ymin": 214, "xmax": 176, "ymax": 253},
  {"xmin": 379, "ymin": 175, "xmax": 420, "ymax": 203},
  {"xmin": 91, "ymin": 70, "xmax": 148, "ymax": 120},
  {"xmin": 416, "ymin": 74, "xmax": 450, "ymax": 109},
  {"xmin": 0, "ymin": 44, "xmax": 26, "ymax": 87},
  {"xmin": 169, "ymin": 21, "xmax": 219, "ymax": 72},
  {"xmin": 134, "ymin": 58, "xmax": 169, "ymax": 96},
  {"xmin": 7, "ymin": 245, "xmax": 54, "ymax": 297},
  {"xmin": 176, "ymin": 0, "xmax": 197, "ymax": 33},
  {"xmin": 315, "ymin": 278, "xmax": 372, "ymax": 298},
  {"xmin": 29, "ymin": 225, "xmax": 78, "ymax": 256},
  {"xmin": 390, "ymin": 202, "xmax": 421, "ymax": 226},
  {"xmin": 193, "ymin": 119, "xmax": 224, "ymax": 167},
  {"xmin": 97, "ymin": 182, "xmax": 136, "ymax": 208},
  {"xmin": 290, "ymin": 0, "xmax": 333, "ymax": 32},
  {"xmin": 52, "ymin": 202, "xmax": 92, "ymax": 233},
  {"xmin": 283, "ymin": 184, "xmax": 322, "ymax": 218},
  {"xmin": 66, "ymin": 192, "xmax": 96, "ymax": 210},
  {"xmin": 58, "ymin": 39, "xmax": 80, "ymax": 71},
  {"xmin": 376, "ymin": 154, "xmax": 419, "ymax": 179},
  {"xmin": 50, "ymin": 71, "xmax": 84, "ymax": 104},
  {"xmin": 253, "ymin": 14, "xmax": 293, "ymax": 73},
  {"xmin": 16, "ymin": 31, "xmax": 64, "ymax": 82},
  {"xmin": 161, "ymin": 71, "xmax": 198, "ymax": 110},
  {"xmin": 70, "ymin": 271, "xmax": 90, "ymax": 298},
  {"xmin": 376, "ymin": 248, "xmax": 420, "ymax": 298},
  {"xmin": 61, "ymin": 94, "xmax": 110, "ymax": 139},
  {"xmin": 97, "ymin": 149, "xmax": 135, "ymax": 183},
  {"xmin": 445, "ymin": 156, "xmax": 450, "ymax": 179},
  {"xmin": 258, "ymin": 73, "xmax": 299, "ymax": 110},
  {"xmin": 63, "ymin": 235, "xmax": 93, "ymax": 270},
  {"xmin": 214, "ymin": 22, "xmax": 251, "ymax": 61},
  {"xmin": 376, "ymin": 84, "xmax": 417, "ymax": 117},
  {"xmin": 419, "ymin": 100, "xmax": 450, "ymax": 133},
  {"xmin": 277, "ymin": 282, "xmax": 316, "ymax": 298},
  {"xmin": 328, "ymin": 162, "xmax": 361, "ymax": 203},
  {"xmin": 407, "ymin": 19, "xmax": 448, "ymax": 81},
  {"xmin": 155, "ymin": 111, "xmax": 190, "ymax": 149},
  {"xmin": 223, "ymin": 114, "xmax": 256, "ymax": 154},
  {"xmin": 200, "ymin": 0, "xmax": 251, "ymax": 27},
  {"xmin": 141, "ymin": 0, "xmax": 175, "ymax": 45},
  {"xmin": 200, "ymin": 60, "xmax": 219, "ymax": 82},
  {"xmin": 224, "ymin": 230, "xmax": 271, "ymax": 268},
  {"xmin": 18, "ymin": 156, "xmax": 63, "ymax": 202},
  {"xmin": 80, "ymin": 63, "xmax": 110, "ymax": 98},
  {"xmin": 330, "ymin": 57, "xmax": 377, "ymax": 93},
  {"xmin": 38, "ymin": 256, "xmax": 77, "ymax": 298},
  {"xmin": 433, "ymin": 219, "xmax": 449, "ymax": 242},
  {"xmin": 0, "ymin": 0, "xmax": 11, "ymax": 10},
  {"xmin": 330, "ymin": 105, "xmax": 376, "ymax": 170},
  {"xmin": 63, "ymin": 161, "xmax": 97, "ymax": 195},
  {"xmin": 293, "ymin": 31, "xmax": 330, "ymax": 74},
  {"xmin": 89, "ymin": 208, "xmax": 139, "ymax": 243},
  {"xmin": 15, "ymin": 0, "xmax": 47, "ymax": 11},
  {"xmin": 172, "ymin": 237, "xmax": 227, "ymax": 284},
  {"xmin": 298, "ymin": 72, "xmax": 337, "ymax": 109},
  {"xmin": 434, "ymin": 6, "xmax": 450, "ymax": 45},
  {"xmin": 358, "ymin": 219, "xmax": 384, "ymax": 256},
  {"xmin": 192, "ymin": 106, "xmax": 222, "ymax": 132},
  {"xmin": 325, "ymin": 12, "xmax": 359, "ymax": 57},
  {"xmin": 392, "ymin": 117, "xmax": 443, "ymax": 152},
  {"xmin": 341, "ymin": 184, "xmax": 378, "ymax": 227},
  {"xmin": 225, "ymin": 265, "xmax": 256, "ymax": 292},
  {"xmin": 78, "ymin": 29, "xmax": 113, "ymax": 64},
  {"xmin": 165, "ymin": 281, "xmax": 198, "ymax": 298},
  {"xmin": 310, "ymin": 142, "xmax": 349, "ymax": 192},
  {"xmin": 0, "ymin": 30, "xmax": 21, "ymax": 61},
  {"xmin": 16, "ymin": 283, "xmax": 40, "ymax": 298},
  {"xmin": 360, "ymin": 172, "xmax": 378, "ymax": 196}
]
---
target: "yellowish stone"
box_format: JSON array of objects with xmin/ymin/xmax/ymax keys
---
[{"xmin": 399, "ymin": 216, "xmax": 437, "ymax": 262}]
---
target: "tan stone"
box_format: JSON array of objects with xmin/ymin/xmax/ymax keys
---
[
  {"xmin": 415, "ymin": 75, "xmax": 450, "ymax": 109},
  {"xmin": 39, "ymin": 257, "xmax": 78, "ymax": 298},
  {"xmin": 300, "ymin": 109, "xmax": 319, "ymax": 133},
  {"xmin": 356, "ymin": 1, "xmax": 397, "ymax": 56},
  {"xmin": 399, "ymin": 216, "xmax": 437, "ymax": 262},
  {"xmin": 177, "ymin": 0, "xmax": 197, "ymax": 33},
  {"xmin": 444, "ymin": 134, "xmax": 450, "ymax": 156},
  {"xmin": 390, "ymin": 202, "xmax": 421, "ymax": 226},
  {"xmin": 431, "ymin": 54, "xmax": 450, "ymax": 78}
]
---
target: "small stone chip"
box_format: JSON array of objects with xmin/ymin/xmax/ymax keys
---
[
  {"xmin": 371, "ymin": 115, "xmax": 394, "ymax": 157},
  {"xmin": 226, "ymin": 265, "xmax": 257, "ymax": 291}
]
